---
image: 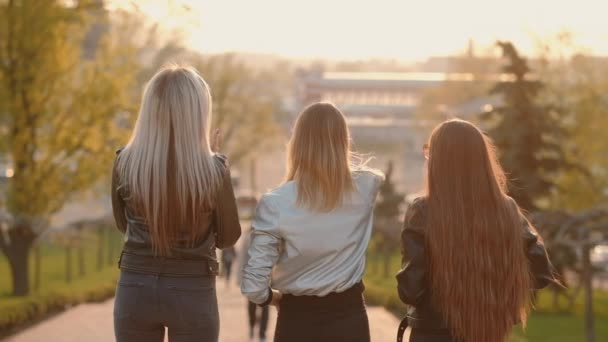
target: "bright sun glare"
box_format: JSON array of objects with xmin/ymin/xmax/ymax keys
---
[{"xmin": 109, "ymin": 0, "xmax": 608, "ymax": 60}]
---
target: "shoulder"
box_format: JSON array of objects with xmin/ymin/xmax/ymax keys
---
[
  {"xmin": 260, "ymin": 182, "xmax": 296, "ymax": 206},
  {"xmin": 253, "ymin": 191, "xmax": 283, "ymax": 231},
  {"xmin": 352, "ymin": 168, "xmax": 385, "ymax": 193},
  {"xmin": 113, "ymin": 147, "xmax": 125, "ymax": 173},
  {"xmin": 408, "ymin": 197, "xmax": 427, "ymax": 211},
  {"xmin": 403, "ymin": 197, "xmax": 427, "ymax": 233},
  {"xmin": 212, "ymin": 154, "xmax": 232, "ymax": 181},
  {"xmin": 213, "ymin": 153, "xmax": 228, "ymax": 164},
  {"xmin": 504, "ymin": 195, "xmax": 520, "ymax": 211},
  {"xmin": 114, "ymin": 147, "xmax": 125, "ymax": 163},
  {"xmin": 213, "ymin": 153, "xmax": 230, "ymax": 169}
]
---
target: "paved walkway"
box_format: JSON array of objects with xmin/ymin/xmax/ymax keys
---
[{"xmin": 7, "ymin": 284, "xmax": 406, "ymax": 342}]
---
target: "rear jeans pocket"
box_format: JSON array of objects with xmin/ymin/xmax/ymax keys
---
[
  {"xmin": 166, "ymin": 284, "xmax": 219, "ymax": 334},
  {"xmin": 114, "ymin": 281, "xmax": 145, "ymax": 325}
]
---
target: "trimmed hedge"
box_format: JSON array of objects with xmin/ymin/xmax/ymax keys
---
[
  {"xmin": 0, "ymin": 267, "xmax": 118, "ymax": 335},
  {"xmin": 363, "ymin": 251, "xmax": 608, "ymax": 341}
]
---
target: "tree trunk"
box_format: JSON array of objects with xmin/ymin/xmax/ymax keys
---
[
  {"xmin": 97, "ymin": 228, "xmax": 104, "ymax": 271},
  {"xmin": 0, "ymin": 232, "xmax": 34, "ymax": 296},
  {"xmin": 567, "ymin": 284, "xmax": 583, "ymax": 311},
  {"xmin": 65, "ymin": 246, "xmax": 73, "ymax": 283},
  {"xmin": 76, "ymin": 225, "xmax": 85, "ymax": 277},
  {"xmin": 78, "ymin": 244, "xmax": 86, "ymax": 277},
  {"xmin": 383, "ymin": 250, "xmax": 391, "ymax": 278},
  {"xmin": 552, "ymin": 287, "xmax": 560, "ymax": 310},
  {"xmin": 33, "ymin": 243, "xmax": 41, "ymax": 291},
  {"xmin": 582, "ymin": 243, "xmax": 596, "ymax": 342}
]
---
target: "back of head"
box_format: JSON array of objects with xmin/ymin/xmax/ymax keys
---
[
  {"xmin": 424, "ymin": 119, "xmax": 531, "ymax": 342},
  {"xmin": 286, "ymin": 102, "xmax": 354, "ymax": 211},
  {"xmin": 117, "ymin": 65, "xmax": 222, "ymax": 255}
]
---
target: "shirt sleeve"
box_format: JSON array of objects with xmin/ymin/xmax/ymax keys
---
[
  {"xmin": 353, "ymin": 169, "xmax": 385, "ymax": 206},
  {"xmin": 240, "ymin": 193, "xmax": 282, "ymax": 304},
  {"xmin": 370, "ymin": 171, "xmax": 385, "ymax": 200}
]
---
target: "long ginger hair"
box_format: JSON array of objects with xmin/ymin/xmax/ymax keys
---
[
  {"xmin": 117, "ymin": 65, "xmax": 223, "ymax": 255},
  {"xmin": 285, "ymin": 102, "xmax": 355, "ymax": 211},
  {"xmin": 425, "ymin": 119, "xmax": 532, "ymax": 342}
]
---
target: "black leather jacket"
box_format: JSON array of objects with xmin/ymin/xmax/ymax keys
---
[
  {"xmin": 396, "ymin": 197, "xmax": 556, "ymax": 330},
  {"xmin": 111, "ymin": 151, "xmax": 241, "ymax": 276}
]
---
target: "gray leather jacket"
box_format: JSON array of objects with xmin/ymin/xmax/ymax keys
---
[{"xmin": 111, "ymin": 151, "xmax": 241, "ymax": 276}]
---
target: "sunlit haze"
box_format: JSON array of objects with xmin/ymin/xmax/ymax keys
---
[{"xmin": 108, "ymin": 0, "xmax": 608, "ymax": 61}]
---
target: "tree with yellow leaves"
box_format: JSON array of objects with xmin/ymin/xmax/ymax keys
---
[{"xmin": 0, "ymin": 0, "xmax": 139, "ymax": 296}]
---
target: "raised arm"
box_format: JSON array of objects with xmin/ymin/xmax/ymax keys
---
[{"xmin": 213, "ymin": 155, "xmax": 242, "ymax": 249}]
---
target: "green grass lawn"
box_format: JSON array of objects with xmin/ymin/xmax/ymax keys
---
[
  {"xmin": 0, "ymin": 228, "xmax": 123, "ymax": 334},
  {"xmin": 364, "ymin": 251, "xmax": 608, "ymax": 341}
]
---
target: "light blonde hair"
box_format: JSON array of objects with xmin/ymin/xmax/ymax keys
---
[
  {"xmin": 286, "ymin": 102, "xmax": 362, "ymax": 211},
  {"xmin": 117, "ymin": 65, "xmax": 223, "ymax": 255}
]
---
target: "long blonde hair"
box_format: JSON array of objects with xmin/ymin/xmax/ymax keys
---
[
  {"xmin": 424, "ymin": 119, "xmax": 532, "ymax": 342},
  {"xmin": 286, "ymin": 102, "xmax": 360, "ymax": 211},
  {"xmin": 117, "ymin": 65, "xmax": 223, "ymax": 255}
]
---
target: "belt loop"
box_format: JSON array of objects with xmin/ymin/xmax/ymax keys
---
[
  {"xmin": 117, "ymin": 251, "xmax": 124, "ymax": 269},
  {"xmin": 208, "ymin": 259, "xmax": 219, "ymax": 276}
]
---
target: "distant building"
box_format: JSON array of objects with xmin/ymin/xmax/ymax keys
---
[
  {"xmin": 293, "ymin": 70, "xmax": 494, "ymax": 193},
  {"xmin": 296, "ymin": 71, "xmax": 478, "ymax": 110}
]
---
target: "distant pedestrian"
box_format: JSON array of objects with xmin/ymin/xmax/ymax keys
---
[
  {"xmin": 238, "ymin": 222, "xmax": 270, "ymax": 342},
  {"xmin": 221, "ymin": 246, "xmax": 236, "ymax": 287},
  {"xmin": 247, "ymin": 300, "xmax": 269, "ymax": 342}
]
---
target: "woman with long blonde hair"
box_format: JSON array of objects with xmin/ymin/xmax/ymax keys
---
[
  {"xmin": 111, "ymin": 65, "xmax": 241, "ymax": 342},
  {"xmin": 397, "ymin": 119, "xmax": 556, "ymax": 342},
  {"xmin": 241, "ymin": 102, "xmax": 384, "ymax": 342}
]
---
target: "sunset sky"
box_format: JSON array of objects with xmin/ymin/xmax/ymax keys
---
[{"xmin": 110, "ymin": 0, "xmax": 608, "ymax": 61}]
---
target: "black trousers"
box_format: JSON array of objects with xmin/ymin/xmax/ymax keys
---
[
  {"xmin": 274, "ymin": 283, "xmax": 370, "ymax": 342},
  {"xmin": 222, "ymin": 261, "xmax": 233, "ymax": 282},
  {"xmin": 248, "ymin": 301, "xmax": 269, "ymax": 338}
]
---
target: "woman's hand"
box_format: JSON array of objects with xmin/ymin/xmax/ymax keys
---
[
  {"xmin": 270, "ymin": 289, "xmax": 283, "ymax": 307},
  {"xmin": 211, "ymin": 128, "xmax": 222, "ymax": 152}
]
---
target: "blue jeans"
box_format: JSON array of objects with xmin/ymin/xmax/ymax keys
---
[{"xmin": 114, "ymin": 270, "xmax": 219, "ymax": 342}]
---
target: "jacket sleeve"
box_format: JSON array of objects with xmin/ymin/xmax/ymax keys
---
[
  {"xmin": 396, "ymin": 198, "xmax": 427, "ymax": 306},
  {"xmin": 241, "ymin": 194, "xmax": 282, "ymax": 304},
  {"xmin": 111, "ymin": 153, "xmax": 127, "ymax": 234},
  {"xmin": 213, "ymin": 155, "xmax": 242, "ymax": 249},
  {"xmin": 522, "ymin": 215, "xmax": 556, "ymax": 289}
]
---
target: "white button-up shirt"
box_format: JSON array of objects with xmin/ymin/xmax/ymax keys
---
[{"xmin": 241, "ymin": 170, "xmax": 384, "ymax": 304}]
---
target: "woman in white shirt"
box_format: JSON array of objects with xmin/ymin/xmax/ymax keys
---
[{"xmin": 241, "ymin": 102, "xmax": 384, "ymax": 342}]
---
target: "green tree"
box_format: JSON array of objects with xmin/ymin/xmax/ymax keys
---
[
  {"xmin": 192, "ymin": 53, "xmax": 286, "ymax": 164},
  {"xmin": 480, "ymin": 41, "xmax": 570, "ymax": 211},
  {"xmin": 0, "ymin": 1, "xmax": 139, "ymax": 295},
  {"xmin": 535, "ymin": 35, "xmax": 608, "ymax": 210},
  {"xmin": 374, "ymin": 161, "xmax": 404, "ymax": 277},
  {"xmin": 414, "ymin": 42, "xmax": 498, "ymax": 124}
]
